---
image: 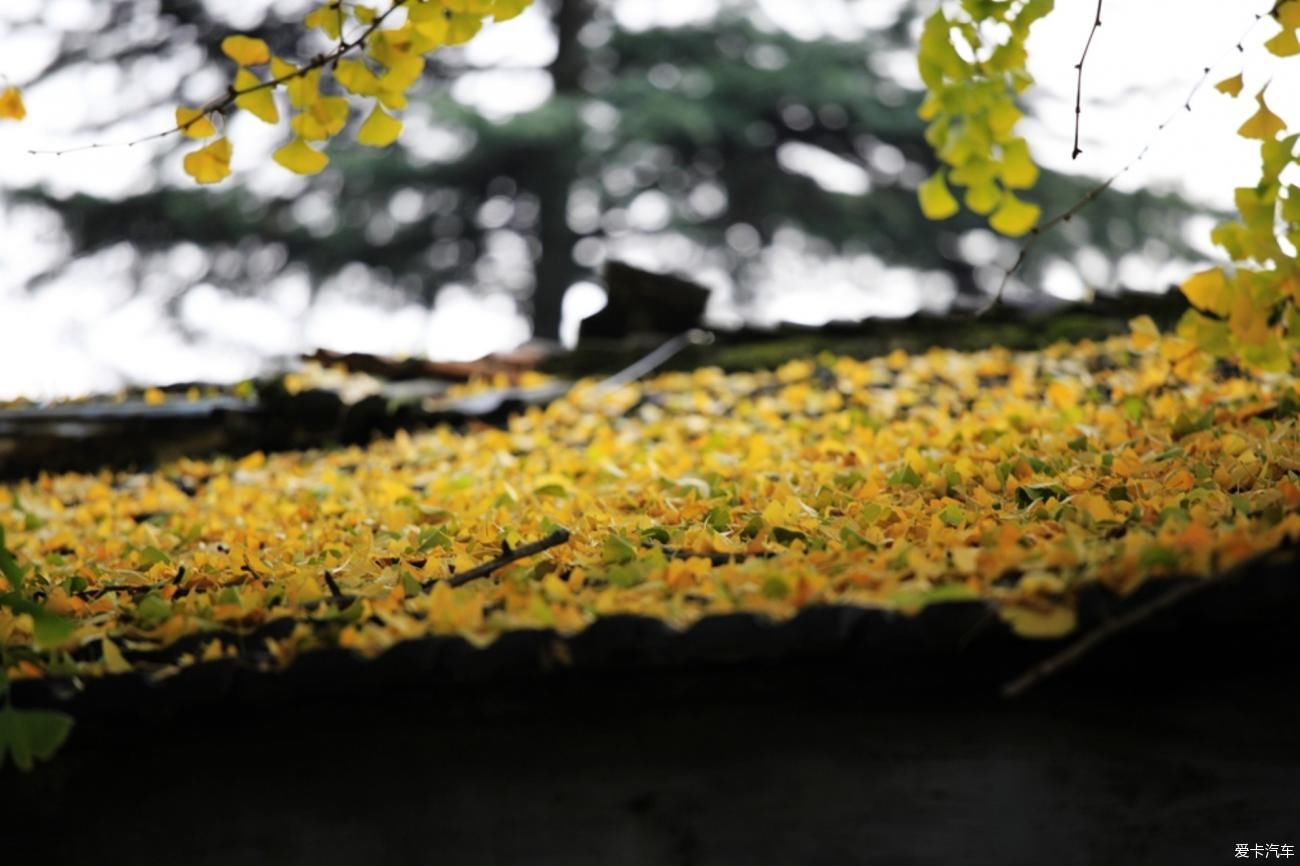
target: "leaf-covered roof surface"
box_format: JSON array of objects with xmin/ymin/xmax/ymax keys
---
[{"xmin": 2, "ymin": 324, "xmax": 1299, "ymax": 684}]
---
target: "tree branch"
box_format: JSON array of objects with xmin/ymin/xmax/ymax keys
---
[
  {"xmin": 1072, "ymin": 0, "xmax": 1103, "ymax": 160},
  {"xmin": 28, "ymin": 0, "xmax": 413, "ymax": 157},
  {"xmin": 1001, "ymin": 574, "xmax": 1224, "ymax": 699},
  {"xmin": 322, "ymin": 569, "xmax": 348, "ymax": 602},
  {"xmin": 436, "ymin": 528, "xmax": 572, "ymax": 589}
]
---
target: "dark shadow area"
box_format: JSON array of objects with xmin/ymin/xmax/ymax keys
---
[{"xmin": 5, "ymin": 551, "xmax": 1297, "ymax": 866}]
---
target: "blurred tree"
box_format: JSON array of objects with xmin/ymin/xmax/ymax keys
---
[{"xmin": 5, "ymin": 0, "xmax": 1205, "ymax": 343}]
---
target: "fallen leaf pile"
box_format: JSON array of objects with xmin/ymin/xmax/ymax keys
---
[{"xmin": 3, "ymin": 324, "xmax": 1299, "ymax": 683}]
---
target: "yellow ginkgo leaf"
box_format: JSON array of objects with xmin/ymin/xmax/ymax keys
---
[
  {"xmin": 761, "ymin": 500, "xmax": 787, "ymax": 526},
  {"xmin": 234, "ymin": 68, "xmax": 280, "ymax": 124},
  {"xmin": 950, "ymin": 158, "xmax": 997, "ymax": 187},
  {"xmin": 407, "ymin": 2, "xmax": 443, "ymax": 22},
  {"xmin": 998, "ymin": 603, "xmax": 1076, "ymax": 639},
  {"xmin": 1263, "ymin": 136, "xmax": 1300, "ymax": 180},
  {"xmin": 918, "ymin": 171, "xmax": 960, "ymax": 220},
  {"xmin": 377, "ymin": 88, "xmax": 409, "ymax": 111},
  {"xmin": 1128, "ymin": 314, "xmax": 1159, "ymax": 351},
  {"xmin": 531, "ymin": 473, "xmax": 574, "ymax": 496},
  {"xmin": 269, "ymin": 56, "xmax": 310, "ymax": 104},
  {"xmin": 175, "ymin": 106, "xmax": 216, "ymax": 139},
  {"xmin": 1214, "ymin": 73, "xmax": 1244, "ymax": 98},
  {"xmin": 1176, "ymin": 308, "xmax": 1232, "ymax": 355},
  {"xmin": 916, "ymin": 93, "xmax": 941, "ymax": 122},
  {"xmin": 270, "ymin": 56, "xmax": 295, "ymax": 80},
  {"xmin": 1230, "ymin": 281, "xmax": 1272, "ymax": 346},
  {"xmin": 376, "ymin": 56, "xmax": 425, "ymax": 112},
  {"xmin": 379, "ymin": 56, "xmax": 425, "ymax": 93},
  {"xmin": 369, "ymin": 28, "xmax": 414, "ymax": 69},
  {"xmin": 408, "ymin": 24, "xmax": 445, "ymax": 54},
  {"xmin": 446, "ymin": 12, "xmax": 485, "ymax": 45},
  {"xmin": 304, "ymin": 4, "xmax": 343, "ymax": 40},
  {"xmin": 182, "ymin": 137, "xmax": 233, "ymax": 184},
  {"xmin": 0, "ymin": 86, "xmax": 26, "ymax": 121},
  {"xmin": 1180, "ymin": 267, "xmax": 1232, "ymax": 317},
  {"xmin": 335, "ymin": 60, "xmax": 381, "ymax": 96},
  {"xmin": 999, "ymin": 137, "xmax": 1039, "ymax": 189},
  {"xmin": 988, "ymin": 191, "xmax": 1040, "ymax": 237},
  {"xmin": 986, "ymin": 99, "xmax": 1022, "ymax": 141},
  {"xmin": 291, "ymin": 96, "xmax": 349, "ymax": 140},
  {"xmin": 221, "ymin": 35, "xmax": 271, "ymax": 67},
  {"xmin": 1073, "ymin": 492, "xmax": 1118, "ymax": 524},
  {"xmin": 357, "ymin": 105, "xmax": 403, "ymax": 147},
  {"xmin": 964, "ymin": 181, "xmax": 1003, "ymax": 215},
  {"xmin": 101, "ymin": 638, "xmax": 132, "ymax": 674},
  {"xmin": 492, "ymin": 0, "xmax": 531, "ymax": 22},
  {"xmin": 274, "ymin": 137, "xmax": 329, "ymax": 175},
  {"xmin": 412, "ymin": 13, "xmax": 449, "ymax": 46},
  {"xmin": 286, "ymin": 67, "xmax": 322, "ymax": 110},
  {"xmin": 1279, "ymin": 0, "xmax": 1300, "ymax": 27},
  {"xmin": 1238, "ymin": 89, "xmax": 1286, "ymax": 141},
  {"xmin": 1265, "ymin": 27, "xmax": 1300, "ymax": 57}
]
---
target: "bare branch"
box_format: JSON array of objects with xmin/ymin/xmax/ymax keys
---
[
  {"xmin": 1001, "ymin": 575, "xmax": 1223, "ymax": 699},
  {"xmin": 1072, "ymin": 0, "xmax": 1103, "ymax": 160},
  {"xmin": 438, "ymin": 528, "xmax": 572, "ymax": 589}
]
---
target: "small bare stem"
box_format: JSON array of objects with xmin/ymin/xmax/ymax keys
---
[{"xmin": 1072, "ymin": 0, "xmax": 1103, "ymax": 161}]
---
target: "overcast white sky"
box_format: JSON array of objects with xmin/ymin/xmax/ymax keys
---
[{"xmin": 0, "ymin": 0, "xmax": 1296, "ymax": 399}]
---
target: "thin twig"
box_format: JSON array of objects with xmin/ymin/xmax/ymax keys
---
[
  {"xmin": 322, "ymin": 569, "xmax": 347, "ymax": 601},
  {"xmin": 1183, "ymin": 7, "xmax": 1273, "ymax": 112},
  {"xmin": 27, "ymin": 0, "xmax": 412, "ymax": 157},
  {"xmin": 589, "ymin": 329, "xmax": 716, "ymax": 397},
  {"xmin": 1072, "ymin": 0, "xmax": 1103, "ymax": 160},
  {"xmin": 1001, "ymin": 574, "xmax": 1225, "ymax": 699},
  {"xmin": 970, "ymin": 176, "xmax": 1115, "ymax": 316},
  {"xmin": 438, "ymin": 528, "xmax": 572, "ymax": 589}
]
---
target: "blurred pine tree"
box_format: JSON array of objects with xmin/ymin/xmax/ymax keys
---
[{"xmin": 6, "ymin": 0, "xmax": 1205, "ymax": 340}]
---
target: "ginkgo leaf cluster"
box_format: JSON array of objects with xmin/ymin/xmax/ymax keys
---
[
  {"xmin": 918, "ymin": 0, "xmax": 1300, "ymax": 373},
  {"xmin": 2, "ymin": 329, "xmax": 1299, "ymax": 686},
  {"xmin": 914, "ymin": 0, "xmax": 1051, "ymax": 237},
  {"xmin": 1178, "ymin": 1, "xmax": 1300, "ymax": 372},
  {"xmin": 177, "ymin": 0, "xmax": 535, "ymax": 185}
]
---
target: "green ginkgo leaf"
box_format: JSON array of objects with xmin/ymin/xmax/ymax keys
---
[
  {"xmin": 0, "ymin": 703, "xmax": 75, "ymax": 772},
  {"xmin": 0, "ymin": 526, "xmax": 22, "ymax": 589}
]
